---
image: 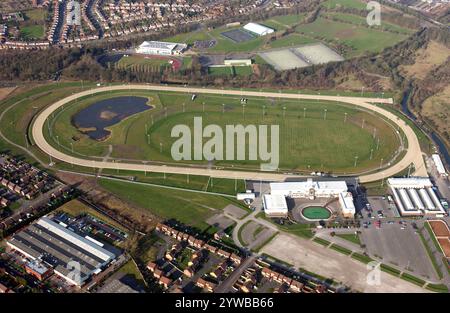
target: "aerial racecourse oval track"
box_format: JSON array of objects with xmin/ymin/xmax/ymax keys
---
[{"xmin": 31, "ymin": 84, "xmax": 427, "ymax": 182}]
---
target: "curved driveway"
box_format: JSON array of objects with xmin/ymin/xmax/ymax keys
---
[{"xmin": 31, "ymin": 84, "xmax": 427, "ymax": 183}]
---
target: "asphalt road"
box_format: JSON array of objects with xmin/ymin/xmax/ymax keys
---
[{"xmin": 31, "ymin": 84, "xmax": 427, "ymax": 183}]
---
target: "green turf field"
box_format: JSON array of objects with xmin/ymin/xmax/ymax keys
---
[
  {"xmin": 20, "ymin": 25, "xmax": 45, "ymax": 39},
  {"xmin": 98, "ymin": 177, "xmax": 242, "ymax": 230},
  {"xmin": 296, "ymin": 18, "xmax": 408, "ymax": 56},
  {"xmin": 322, "ymin": 0, "xmax": 367, "ymax": 10},
  {"xmin": 302, "ymin": 206, "xmax": 331, "ymax": 220},
  {"xmin": 44, "ymin": 90, "xmax": 401, "ymax": 174}
]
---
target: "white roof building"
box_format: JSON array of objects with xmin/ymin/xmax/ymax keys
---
[
  {"xmin": 339, "ymin": 192, "xmax": 356, "ymax": 218},
  {"xmin": 270, "ymin": 179, "xmax": 348, "ymax": 199},
  {"xmin": 388, "ymin": 178, "xmax": 445, "ymax": 216},
  {"xmin": 263, "ymin": 194, "xmax": 288, "ymax": 218},
  {"xmin": 432, "ymin": 154, "xmax": 447, "ymax": 176},
  {"xmin": 243, "ymin": 22, "xmax": 274, "ymax": 36},
  {"xmin": 136, "ymin": 41, "xmax": 187, "ymax": 55}
]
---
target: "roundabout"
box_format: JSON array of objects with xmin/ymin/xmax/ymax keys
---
[{"xmin": 31, "ymin": 84, "xmax": 427, "ymax": 182}]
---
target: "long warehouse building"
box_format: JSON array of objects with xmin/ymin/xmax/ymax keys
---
[
  {"xmin": 388, "ymin": 178, "xmax": 445, "ymax": 216},
  {"xmin": 7, "ymin": 216, "xmax": 116, "ymax": 286}
]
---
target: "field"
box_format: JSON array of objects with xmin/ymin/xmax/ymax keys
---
[
  {"xmin": 161, "ymin": 7, "xmax": 413, "ymax": 60},
  {"xmin": 97, "ymin": 178, "xmax": 243, "ymax": 231},
  {"xmin": 302, "ymin": 207, "xmax": 331, "ymax": 220},
  {"xmin": 208, "ymin": 66, "xmax": 253, "ymax": 76},
  {"xmin": 20, "ymin": 25, "xmax": 45, "ymax": 40},
  {"xmin": 296, "ymin": 18, "xmax": 408, "ymax": 57},
  {"xmin": 45, "ymin": 90, "xmax": 400, "ymax": 174},
  {"xmin": 115, "ymin": 55, "xmax": 183, "ymax": 72},
  {"xmin": 322, "ymin": 0, "xmax": 367, "ymax": 10}
]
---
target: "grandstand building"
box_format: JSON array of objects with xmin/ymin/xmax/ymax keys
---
[
  {"xmin": 263, "ymin": 179, "xmax": 356, "ymax": 218},
  {"xmin": 7, "ymin": 216, "xmax": 117, "ymax": 286},
  {"xmin": 243, "ymin": 22, "xmax": 274, "ymax": 36},
  {"xmin": 388, "ymin": 178, "xmax": 446, "ymax": 216},
  {"xmin": 136, "ymin": 41, "xmax": 187, "ymax": 55}
]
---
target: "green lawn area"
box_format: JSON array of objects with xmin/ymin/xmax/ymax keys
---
[
  {"xmin": 329, "ymin": 243, "xmax": 352, "ymax": 255},
  {"xmin": 296, "ymin": 17, "xmax": 408, "ymax": 57},
  {"xmin": 20, "ymin": 25, "xmax": 45, "ymax": 39},
  {"xmin": 322, "ymin": 0, "xmax": 367, "ymax": 10},
  {"xmin": 335, "ymin": 232, "xmax": 361, "ymax": 245},
  {"xmin": 380, "ymin": 264, "xmax": 401, "ymax": 277},
  {"xmin": 351, "ymin": 252, "xmax": 375, "ymax": 264},
  {"xmin": 400, "ymin": 272, "xmax": 425, "ymax": 287},
  {"xmin": 326, "ymin": 12, "xmax": 414, "ymax": 35},
  {"xmin": 268, "ymin": 33, "xmax": 316, "ymax": 49},
  {"xmin": 23, "ymin": 8, "xmax": 47, "ymax": 21},
  {"xmin": 208, "ymin": 66, "xmax": 234, "ymax": 76},
  {"xmin": 426, "ymin": 283, "xmax": 449, "ymax": 293},
  {"xmin": 302, "ymin": 206, "xmax": 331, "ymax": 220},
  {"xmin": 98, "ymin": 178, "xmax": 239, "ymax": 231},
  {"xmin": 313, "ymin": 237, "xmax": 331, "ymax": 246},
  {"xmin": 116, "ymin": 55, "xmax": 172, "ymax": 72},
  {"xmin": 118, "ymin": 260, "xmax": 146, "ymax": 288}
]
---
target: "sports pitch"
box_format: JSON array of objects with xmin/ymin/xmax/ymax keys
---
[
  {"xmin": 259, "ymin": 43, "xmax": 345, "ymax": 71},
  {"xmin": 45, "ymin": 90, "xmax": 401, "ymax": 174}
]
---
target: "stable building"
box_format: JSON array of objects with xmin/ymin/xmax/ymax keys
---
[{"xmin": 388, "ymin": 177, "xmax": 445, "ymax": 216}]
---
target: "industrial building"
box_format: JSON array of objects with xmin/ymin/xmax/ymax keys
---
[
  {"xmin": 243, "ymin": 22, "xmax": 274, "ymax": 36},
  {"xmin": 388, "ymin": 178, "xmax": 446, "ymax": 216},
  {"xmin": 7, "ymin": 216, "xmax": 116, "ymax": 286},
  {"xmin": 264, "ymin": 179, "xmax": 355, "ymax": 218},
  {"xmin": 263, "ymin": 194, "xmax": 288, "ymax": 218},
  {"xmin": 432, "ymin": 154, "xmax": 447, "ymax": 177},
  {"xmin": 135, "ymin": 41, "xmax": 187, "ymax": 55}
]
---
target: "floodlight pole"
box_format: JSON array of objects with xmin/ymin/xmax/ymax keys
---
[
  {"xmin": 361, "ymin": 119, "xmax": 365, "ymax": 129},
  {"xmin": 222, "ymin": 103, "xmax": 225, "ymax": 114},
  {"xmin": 380, "ymin": 158, "xmax": 384, "ymax": 168},
  {"xmin": 324, "ymin": 108, "xmax": 327, "ymax": 120},
  {"xmin": 160, "ymin": 142, "xmax": 163, "ymax": 153},
  {"xmin": 354, "ymin": 155, "xmax": 358, "ymax": 167},
  {"xmin": 344, "ymin": 112, "xmax": 347, "ymax": 122},
  {"xmin": 304, "ymin": 108, "xmax": 306, "ymax": 118}
]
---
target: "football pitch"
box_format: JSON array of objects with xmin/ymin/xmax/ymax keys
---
[{"xmin": 45, "ymin": 90, "xmax": 400, "ymax": 174}]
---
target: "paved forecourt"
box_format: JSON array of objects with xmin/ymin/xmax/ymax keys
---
[{"xmin": 32, "ymin": 84, "xmax": 427, "ymax": 182}]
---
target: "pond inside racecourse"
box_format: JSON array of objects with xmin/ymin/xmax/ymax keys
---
[{"xmin": 72, "ymin": 96, "xmax": 152, "ymax": 140}]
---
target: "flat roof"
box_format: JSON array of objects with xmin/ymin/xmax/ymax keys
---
[
  {"xmin": 263, "ymin": 194, "xmax": 288, "ymax": 214},
  {"xmin": 7, "ymin": 217, "xmax": 117, "ymax": 285},
  {"xmin": 432, "ymin": 154, "xmax": 446, "ymax": 175},
  {"xmin": 387, "ymin": 177, "xmax": 433, "ymax": 188},
  {"xmin": 270, "ymin": 180, "xmax": 347, "ymax": 192}
]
